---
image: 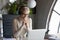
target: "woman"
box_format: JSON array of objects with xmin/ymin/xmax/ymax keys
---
[{"xmin": 13, "ymin": 6, "xmax": 32, "ymax": 40}]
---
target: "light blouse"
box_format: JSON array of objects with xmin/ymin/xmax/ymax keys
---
[{"xmin": 13, "ymin": 17, "xmax": 32, "ymax": 38}]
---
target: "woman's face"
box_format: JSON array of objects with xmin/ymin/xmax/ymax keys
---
[{"xmin": 20, "ymin": 7, "xmax": 30, "ymax": 17}]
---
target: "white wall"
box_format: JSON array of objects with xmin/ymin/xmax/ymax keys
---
[{"xmin": 0, "ymin": 0, "xmax": 9, "ymax": 14}]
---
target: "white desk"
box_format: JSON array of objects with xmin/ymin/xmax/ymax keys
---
[
  {"xmin": 49, "ymin": 37, "xmax": 60, "ymax": 40},
  {"xmin": 3, "ymin": 29, "xmax": 46, "ymax": 40}
]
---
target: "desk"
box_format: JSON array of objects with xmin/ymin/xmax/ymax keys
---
[
  {"xmin": 3, "ymin": 38, "xmax": 16, "ymax": 40},
  {"xmin": 49, "ymin": 37, "xmax": 60, "ymax": 40}
]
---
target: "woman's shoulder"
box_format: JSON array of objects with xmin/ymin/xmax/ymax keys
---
[{"xmin": 13, "ymin": 17, "xmax": 19, "ymax": 22}]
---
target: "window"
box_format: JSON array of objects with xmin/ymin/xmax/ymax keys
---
[{"xmin": 49, "ymin": 0, "xmax": 60, "ymax": 34}]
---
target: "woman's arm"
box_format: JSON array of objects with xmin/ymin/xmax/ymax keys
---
[
  {"xmin": 13, "ymin": 19, "xmax": 27, "ymax": 38},
  {"xmin": 28, "ymin": 18, "xmax": 32, "ymax": 30},
  {"xmin": 13, "ymin": 19, "xmax": 18, "ymax": 37}
]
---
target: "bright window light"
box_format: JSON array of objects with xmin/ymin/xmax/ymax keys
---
[
  {"xmin": 49, "ymin": 11, "xmax": 60, "ymax": 34},
  {"xmin": 54, "ymin": 0, "xmax": 60, "ymax": 14},
  {"xmin": 49, "ymin": 0, "xmax": 60, "ymax": 34}
]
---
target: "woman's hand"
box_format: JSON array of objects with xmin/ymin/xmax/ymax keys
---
[{"xmin": 23, "ymin": 19, "xmax": 29, "ymax": 28}]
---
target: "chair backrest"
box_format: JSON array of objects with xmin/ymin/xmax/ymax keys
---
[{"xmin": 3, "ymin": 15, "xmax": 19, "ymax": 38}]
